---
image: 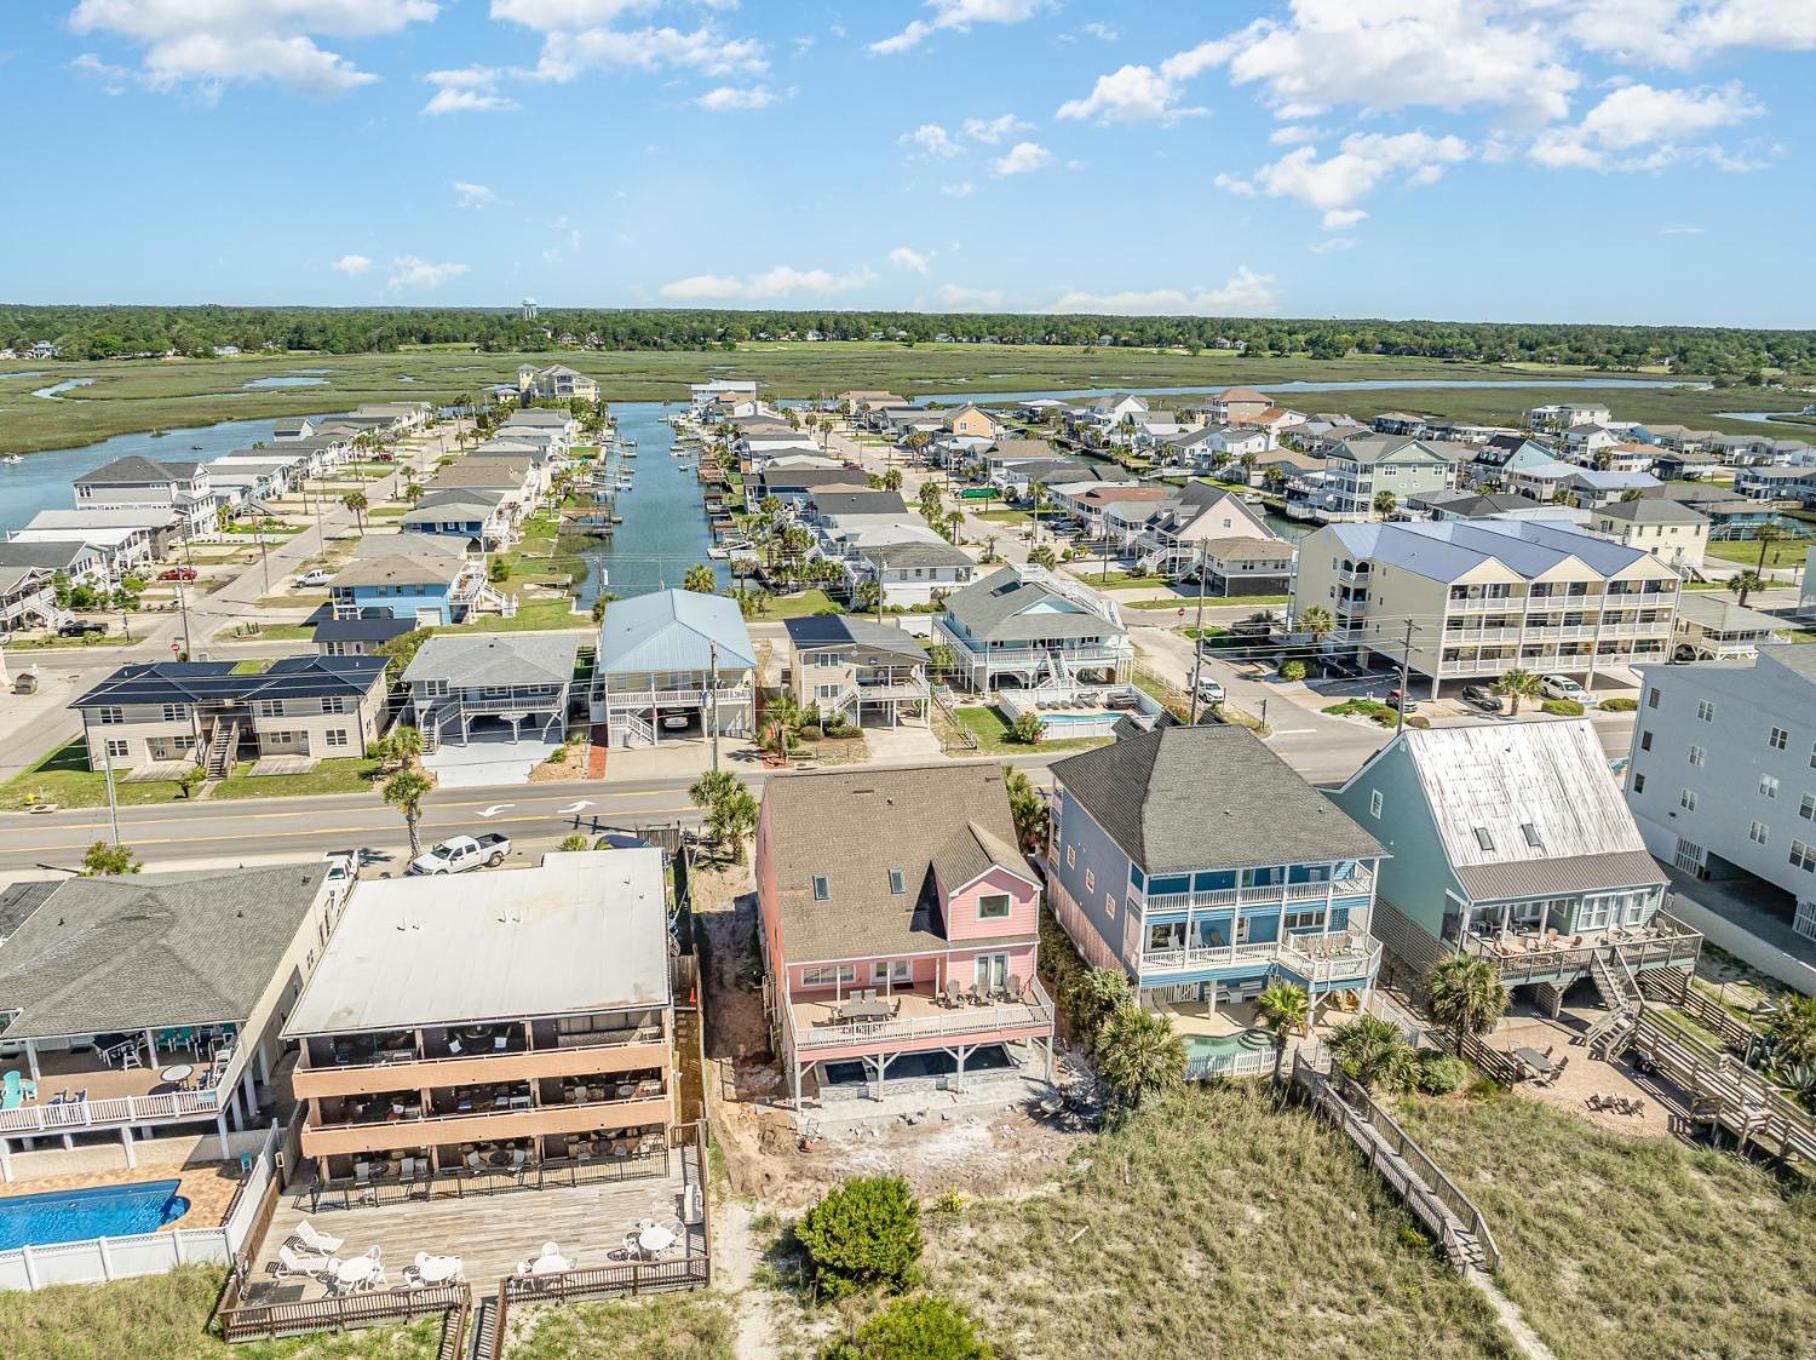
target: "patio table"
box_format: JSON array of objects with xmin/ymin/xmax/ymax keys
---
[
  {"xmin": 333, "ymin": 1257, "xmax": 377, "ymax": 1291},
  {"xmin": 638, "ymin": 1224, "xmax": 676, "ymax": 1256},
  {"xmin": 1513, "ymin": 1047, "xmax": 1555, "ymax": 1077},
  {"xmin": 838, "ymin": 1001, "xmax": 890, "ymax": 1022},
  {"xmin": 159, "ymin": 1064, "xmax": 195, "ymax": 1086}
]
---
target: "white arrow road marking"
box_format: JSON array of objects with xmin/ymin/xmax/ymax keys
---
[
  {"xmin": 557, "ymin": 800, "xmax": 595, "ymax": 814},
  {"xmin": 477, "ymin": 805, "xmax": 514, "ymax": 818}
]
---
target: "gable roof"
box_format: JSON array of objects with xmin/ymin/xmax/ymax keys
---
[
  {"xmin": 1053, "ymin": 725, "xmax": 1383, "ymax": 874},
  {"xmin": 942, "ymin": 566, "xmax": 1123, "ymax": 644},
  {"xmin": 808, "ymin": 490, "xmax": 907, "ymax": 517},
  {"xmin": 73, "ymin": 655, "xmax": 387, "ymax": 709},
  {"xmin": 330, "ymin": 552, "xmax": 465, "ymax": 588},
  {"xmin": 598, "ymin": 589, "xmax": 757, "ymax": 674},
  {"xmin": 762, "ymin": 764, "xmax": 1033, "ymax": 962},
  {"xmin": 403, "ymin": 633, "xmax": 580, "ymax": 687},
  {"xmin": 0, "ymin": 864, "xmax": 331, "ymax": 1039},
  {"xmin": 75, "ymin": 456, "xmax": 204, "ymax": 485},
  {"xmin": 312, "ymin": 614, "xmax": 417, "ymax": 646},
  {"xmin": 1386, "ymin": 722, "xmax": 1666, "ymax": 900},
  {"xmin": 1593, "ymin": 497, "xmax": 1710, "ymax": 526},
  {"xmin": 1325, "ymin": 518, "xmax": 1656, "ymax": 584},
  {"xmin": 783, "ymin": 614, "xmax": 927, "ymax": 662}
]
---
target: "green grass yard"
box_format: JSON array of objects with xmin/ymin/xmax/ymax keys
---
[
  {"xmin": 506, "ymin": 1291, "xmax": 737, "ymax": 1360},
  {"xmin": 444, "ymin": 598, "xmax": 589, "ymax": 633},
  {"xmin": 210, "ymin": 757, "xmax": 385, "ymax": 801},
  {"xmin": 743, "ymin": 588, "xmax": 844, "ymax": 620},
  {"xmin": 1703, "ymin": 537, "xmax": 1812, "ymax": 571},
  {"xmin": 952, "ymin": 705, "xmax": 1109, "ymax": 754},
  {"xmin": 1396, "ymin": 1092, "xmax": 1816, "ymax": 1360},
  {"xmin": 1, "ymin": 740, "xmax": 186, "ymax": 810}
]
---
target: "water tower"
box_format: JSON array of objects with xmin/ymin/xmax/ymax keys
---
[{"xmin": 521, "ymin": 297, "xmax": 538, "ymax": 321}]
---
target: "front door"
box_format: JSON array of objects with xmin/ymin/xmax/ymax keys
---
[{"xmin": 975, "ymin": 953, "xmax": 1008, "ymax": 991}]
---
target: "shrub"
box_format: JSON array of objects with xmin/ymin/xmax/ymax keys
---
[
  {"xmin": 1541, "ymin": 698, "xmax": 1585, "ymax": 716},
  {"xmin": 1008, "ymin": 711, "xmax": 1044, "ymax": 745},
  {"xmin": 1279, "ymin": 659, "xmax": 1307, "ymax": 682},
  {"xmin": 1598, "ymin": 696, "xmax": 1638, "ymax": 711},
  {"xmin": 796, "ymin": 1177, "xmax": 923, "ymax": 1298},
  {"xmin": 488, "ymin": 557, "xmax": 512, "ymax": 583},
  {"xmin": 822, "ymin": 1295, "xmax": 995, "ymax": 1360},
  {"xmin": 1416, "ymin": 1051, "xmax": 1469, "ymax": 1095},
  {"xmin": 1063, "ymin": 967, "xmax": 1132, "ymax": 1052},
  {"xmin": 1406, "ymin": 714, "xmax": 1432, "ymax": 729}
]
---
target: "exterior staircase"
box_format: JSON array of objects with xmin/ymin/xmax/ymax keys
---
[
  {"xmin": 467, "ymin": 1298, "xmax": 497, "ymax": 1360},
  {"xmin": 204, "ymin": 719, "xmax": 239, "ymax": 779},
  {"xmin": 1583, "ymin": 1003, "xmax": 1639, "ymax": 1060},
  {"xmin": 1589, "ymin": 950, "xmax": 1641, "ymax": 1011}
]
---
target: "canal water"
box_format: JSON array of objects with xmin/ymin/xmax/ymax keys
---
[{"xmin": 573, "ymin": 402, "xmax": 721, "ymax": 604}]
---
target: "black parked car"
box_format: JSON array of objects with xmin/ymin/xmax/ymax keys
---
[
  {"xmin": 57, "ymin": 620, "xmax": 108, "ymax": 638},
  {"xmin": 1461, "ymin": 684, "xmax": 1502, "ymax": 713}
]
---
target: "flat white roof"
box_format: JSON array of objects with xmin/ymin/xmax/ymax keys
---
[{"xmin": 283, "ymin": 851, "xmax": 669, "ymax": 1036}]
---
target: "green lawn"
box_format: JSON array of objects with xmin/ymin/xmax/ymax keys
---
[
  {"xmin": 1704, "ymin": 537, "xmax": 1811, "ymax": 571},
  {"xmin": 2, "ymin": 740, "xmax": 186, "ymax": 810},
  {"xmin": 928, "ymin": 1086, "xmax": 1515, "ymax": 1360},
  {"xmin": 211, "ymin": 757, "xmax": 385, "ymax": 800},
  {"xmin": 0, "ymin": 1265, "xmax": 441, "ymax": 1360},
  {"xmin": 445, "ymin": 598, "xmax": 589, "ymax": 633},
  {"xmin": 974, "ymin": 508, "xmax": 1032, "ymax": 523},
  {"xmin": 1067, "ymin": 568, "xmax": 1171, "ymax": 589},
  {"xmin": 746, "ymin": 588, "xmax": 844, "ymax": 620},
  {"xmin": 212, "ymin": 622, "xmax": 316, "ymax": 644},
  {"xmin": 1324, "ymin": 698, "xmax": 1400, "ymax": 728},
  {"xmin": 3, "ymin": 630, "xmax": 136, "ymax": 651},
  {"xmin": 1396, "ymin": 1092, "xmax": 1816, "ymax": 1360},
  {"xmin": 953, "ymin": 705, "xmax": 1109, "ymax": 754}
]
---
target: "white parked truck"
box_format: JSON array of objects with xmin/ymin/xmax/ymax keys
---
[{"xmin": 408, "ymin": 833, "xmax": 510, "ymax": 875}]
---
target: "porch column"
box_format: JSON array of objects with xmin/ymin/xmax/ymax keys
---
[
  {"xmin": 241, "ymin": 1067, "xmax": 258, "ymax": 1121},
  {"xmin": 0, "ymin": 1137, "xmax": 11, "ymax": 1183},
  {"xmin": 255, "ymin": 1042, "xmax": 271, "ymax": 1086},
  {"xmin": 215, "ymin": 1111, "xmax": 231, "ymax": 1159},
  {"xmin": 144, "ymin": 1029, "xmax": 159, "ymax": 1067},
  {"xmin": 791, "ymin": 1059, "xmax": 804, "ymax": 1112},
  {"xmin": 1043, "ymin": 1036, "xmax": 1053, "ymax": 1081},
  {"xmin": 23, "ymin": 1039, "xmax": 38, "ymax": 1083},
  {"xmin": 120, "ymin": 1126, "xmax": 137, "ymax": 1170}
]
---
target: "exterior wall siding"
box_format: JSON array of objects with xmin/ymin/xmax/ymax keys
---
[
  {"xmin": 1049, "ymin": 787, "xmax": 1136, "ymax": 969},
  {"xmin": 1328, "ymin": 745, "xmax": 1461, "ymax": 941},
  {"xmin": 942, "ymin": 866, "xmax": 1039, "ymax": 942}
]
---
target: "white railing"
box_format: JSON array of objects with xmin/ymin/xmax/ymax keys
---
[
  {"xmin": 856, "ymin": 681, "xmax": 930, "ymax": 703},
  {"xmin": 0, "ymin": 1122, "xmax": 276, "ymax": 1292},
  {"xmin": 0, "ymin": 1085, "xmax": 227, "ymax": 1137},
  {"xmin": 1187, "ymin": 1046, "xmax": 1274, "ymax": 1081},
  {"xmin": 605, "ymin": 686, "xmax": 753, "ymax": 708},
  {"xmin": 1140, "ymin": 933, "xmax": 1380, "ymax": 985},
  {"xmin": 1278, "ymin": 934, "xmax": 1383, "ymax": 985},
  {"xmin": 1140, "ymin": 941, "xmax": 1280, "ymax": 975},
  {"xmin": 791, "ymin": 980, "xmax": 1054, "ymax": 1051}
]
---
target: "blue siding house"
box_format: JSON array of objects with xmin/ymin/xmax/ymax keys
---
[
  {"xmin": 1048, "ymin": 726, "xmax": 1386, "ymax": 1069},
  {"xmin": 327, "ymin": 550, "xmax": 483, "ymax": 626}
]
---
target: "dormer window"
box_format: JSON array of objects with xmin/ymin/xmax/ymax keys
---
[
  {"xmin": 811, "ymin": 875, "xmax": 829, "ymax": 902},
  {"xmin": 1473, "ymin": 827, "xmax": 1495, "ymax": 852},
  {"xmin": 1521, "ymin": 823, "xmax": 1543, "ymax": 849},
  {"xmin": 887, "ymin": 868, "xmax": 906, "ymax": 896}
]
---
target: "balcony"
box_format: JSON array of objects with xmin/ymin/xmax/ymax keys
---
[
  {"xmin": 0, "ymin": 1035, "xmax": 240, "ymax": 1136},
  {"xmin": 298, "ymin": 1089, "xmax": 672, "ymax": 1159},
  {"xmin": 1140, "ymin": 931, "xmax": 1380, "ymax": 986},
  {"xmin": 1459, "ymin": 915, "xmax": 1702, "ymax": 983},
  {"xmin": 1141, "ymin": 868, "xmax": 1373, "ymax": 916},
  {"xmin": 787, "ymin": 980, "xmax": 1054, "ymax": 1052},
  {"xmin": 1448, "ymin": 594, "xmax": 1521, "ymax": 612},
  {"xmin": 1443, "ymin": 627, "xmax": 1520, "ymax": 644},
  {"xmin": 603, "ymin": 685, "xmax": 754, "ymax": 709},
  {"xmin": 294, "ymin": 1025, "xmax": 669, "ymax": 1101}
]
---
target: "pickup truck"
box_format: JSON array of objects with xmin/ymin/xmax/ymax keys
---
[{"xmin": 408, "ymin": 833, "xmax": 510, "ymax": 875}]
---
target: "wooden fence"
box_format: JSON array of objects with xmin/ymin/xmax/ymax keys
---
[
  {"xmin": 1637, "ymin": 968, "xmax": 1764, "ymax": 1054},
  {"xmin": 218, "ymin": 1272, "xmax": 468, "ymax": 1344}
]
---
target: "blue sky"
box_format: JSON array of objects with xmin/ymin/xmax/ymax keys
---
[{"xmin": 2, "ymin": 1, "xmax": 1813, "ymax": 325}]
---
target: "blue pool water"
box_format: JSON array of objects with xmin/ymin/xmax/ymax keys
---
[
  {"xmin": 1185, "ymin": 1030, "xmax": 1273, "ymax": 1060},
  {"xmin": 1040, "ymin": 711, "xmax": 1119, "ymax": 725},
  {"xmin": 0, "ymin": 1179, "xmax": 190, "ymax": 1249}
]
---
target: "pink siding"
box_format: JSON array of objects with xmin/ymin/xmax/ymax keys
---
[
  {"xmin": 784, "ymin": 942, "xmax": 1038, "ymax": 997},
  {"xmin": 940, "ymin": 866, "xmax": 1039, "ymax": 942}
]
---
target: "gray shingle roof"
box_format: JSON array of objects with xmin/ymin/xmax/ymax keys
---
[
  {"xmin": 761, "ymin": 765, "xmax": 1034, "ymax": 962},
  {"xmin": 1052, "ymin": 725, "xmax": 1384, "ymax": 874},
  {"xmin": 0, "ymin": 864, "xmax": 331, "ymax": 1039},
  {"xmin": 782, "ymin": 615, "xmax": 926, "ymax": 662},
  {"xmin": 859, "ymin": 540, "xmax": 977, "ymax": 569},
  {"xmin": 403, "ymin": 633, "xmax": 580, "ymax": 687},
  {"xmin": 942, "ymin": 567, "xmax": 1124, "ymax": 645},
  {"xmin": 1594, "ymin": 498, "xmax": 1710, "ymax": 526}
]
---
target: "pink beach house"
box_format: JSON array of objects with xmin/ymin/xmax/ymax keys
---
[{"xmin": 756, "ymin": 765, "xmax": 1056, "ymax": 1112}]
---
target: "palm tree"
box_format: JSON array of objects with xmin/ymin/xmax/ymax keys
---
[
  {"xmin": 1328, "ymin": 1016, "xmax": 1419, "ymax": 1092},
  {"xmin": 1063, "ymin": 967, "xmax": 1132, "ymax": 1052},
  {"xmin": 1255, "ymin": 981, "xmax": 1311, "ymax": 1084},
  {"xmin": 855, "ymin": 579, "xmax": 883, "ymax": 618},
  {"xmin": 1372, "ymin": 489, "xmax": 1398, "ymax": 518},
  {"xmin": 1751, "ymin": 523, "xmax": 1787, "ymax": 572},
  {"xmin": 881, "ymin": 468, "xmax": 903, "ymax": 492},
  {"xmin": 382, "ymin": 767, "xmax": 434, "ymax": 860},
  {"xmin": 1298, "ymin": 604, "xmax": 1335, "ymax": 645},
  {"xmin": 1096, "ymin": 1007, "xmax": 1186, "ymax": 1117},
  {"xmin": 1424, "ymin": 955, "xmax": 1509, "ymax": 1055},
  {"xmin": 683, "ymin": 563, "xmax": 717, "ymax": 595},
  {"xmin": 376, "ymin": 724, "xmax": 424, "ymax": 772},
  {"xmin": 1028, "ymin": 544, "xmax": 1058, "ymax": 570},
  {"xmin": 1728, "ymin": 569, "xmax": 1763, "ymax": 608},
  {"xmin": 341, "ymin": 490, "xmax": 368, "ymax": 533},
  {"xmin": 1001, "ymin": 765, "xmax": 1048, "ymax": 856},
  {"xmin": 1493, "ymin": 666, "xmax": 1542, "ymax": 716}
]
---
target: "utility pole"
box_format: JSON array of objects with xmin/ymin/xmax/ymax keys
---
[
  {"xmin": 708, "ymin": 641, "xmax": 720, "ymax": 773},
  {"xmin": 1187, "ymin": 544, "xmax": 1210, "ymax": 725},
  {"xmin": 1395, "ymin": 618, "xmax": 1415, "ymax": 734},
  {"xmin": 255, "ymin": 526, "xmax": 270, "ymax": 594},
  {"xmin": 101, "ymin": 737, "xmax": 122, "ymax": 846},
  {"xmin": 174, "ymin": 583, "xmax": 194, "ymax": 661}
]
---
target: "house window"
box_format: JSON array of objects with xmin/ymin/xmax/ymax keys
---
[
  {"xmin": 1084, "ymin": 868, "xmax": 1096, "ymax": 893},
  {"xmin": 1791, "ymin": 840, "xmax": 1816, "ymax": 874},
  {"xmin": 1369, "ymin": 789, "xmax": 1383, "ymax": 819},
  {"xmin": 1800, "ymin": 793, "xmax": 1815, "ymax": 823},
  {"xmin": 801, "ymin": 964, "xmax": 857, "ymax": 988},
  {"xmin": 1696, "ymin": 699, "xmax": 1715, "ymax": 722},
  {"xmin": 1521, "ymin": 823, "xmax": 1543, "ymax": 849},
  {"xmin": 1646, "ymin": 687, "xmax": 1660, "ymax": 710},
  {"xmin": 1577, "ymin": 897, "xmax": 1611, "ymax": 931},
  {"xmin": 97, "ymin": 706, "xmax": 124, "ymax": 725},
  {"xmin": 1640, "ymin": 730, "xmax": 1652, "ymax": 752},
  {"xmin": 1065, "ymin": 844, "xmax": 1076, "ymax": 870},
  {"xmin": 887, "ymin": 868, "xmax": 906, "ymax": 896},
  {"xmin": 1770, "ymin": 726, "xmax": 1789, "ymax": 751},
  {"xmin": 1680, "ymin": 788, "xmax": 1698, "ymax": 812},
  {"xmin": 1283, "ymin": 905, "xmax": 1327, "ymax": 933},
  {"xmin": 325, "ymin": 729, "xmax": 349, "ymax": 749},
  {"xmin": 257, "ymin": 699, "xmax": 283, "ymax": 718},
  {"xmin": 811, "ymin": 875, "xmax": 830, "ymax": 902},
  {"xmin": 1761, "ymin": 775, "xmax": 1779, "ymax": 799},
  {"xmin": 1633, "ymin": 773, "xmax": 1646, "ymax": 793},
  {"xmin": 1688, "ymin": 745, "xmax": 1705, "ymax": 767},
  {"xmin": 978, "ymin": 893, "xmax": 1011, "ymax": 921},
  {"xmin": 104, "ymin": 739, "xmax": 129, "ymax": 760},
  {"xmin": 161, "ymin": 703, "xmax": 184, "ymax": 723},
  {"xmin": 871, "ymin": 959, "xmax": 911, "ymax": 986},
  {"xmin": 1104, "ymin": 892, "xmax": 1116, "ymax": 917},
  {"xmin": 322, "ymin": 696, "xmax": 348, "ymax": 715},
  {"xmin": 1749, "ymin": 821, "xmax": 1769, "ymax": 846},
  {"xmin": 1473, "ymin": 827, "xmax": 1495, "ymax": 852}
]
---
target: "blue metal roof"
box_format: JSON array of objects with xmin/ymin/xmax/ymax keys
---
[{"xmin": 597, "ymin": 590, "xmax": 757, "ymax": 675}]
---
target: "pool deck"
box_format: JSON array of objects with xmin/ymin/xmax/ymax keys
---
[{"xmin": 0, "ymin": 1159, "xmax": 242, "ymax": 1231}]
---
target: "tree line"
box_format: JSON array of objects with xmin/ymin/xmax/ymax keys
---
[{"xmin": 3, "ymin": 304, "xmax": 1812, "ymax": 377}]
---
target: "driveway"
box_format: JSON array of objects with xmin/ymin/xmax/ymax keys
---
[{"xmin": 425, "ymin": 729, "xmax": 563, "ymax": 788}]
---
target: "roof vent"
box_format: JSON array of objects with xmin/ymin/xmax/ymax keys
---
[{"xmin": 1473, "ymin": 827, "xmax": 1495, "ymax": 852}]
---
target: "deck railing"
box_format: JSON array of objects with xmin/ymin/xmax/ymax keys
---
[
  {"xmin": 1460, "ymin": 916, "xmax": 1702, "ymax": 982},
  {"xmin": 300, "ymin": 1025, "xmax": 665, "ymax": 1075},
  {"xmin": 1140, "ymin": 933, "xmax": 1380, "ymax": 986},
  {"xmin": 0, "ymin": 1084, "xmax": 226, "ymax": 1136},
  {"xmin": 791, "ymin": 979, "xmax": 1054, "ymax": 1051},
  {"xmin": 220, "ymin": 1278, "xmax": 467, "ymax": 1344}
]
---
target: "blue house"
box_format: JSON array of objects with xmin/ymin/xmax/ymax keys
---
[
  {"xmin": 327, "ymin": 549, "xmax": 484, "ymax": 627},
  {"xmin": 401, "ymin": 488, "xmax": 513, "ymax": 552},
  {"xmin": 1047, "ymin": 726, "xmax": 1386, "ymax": 1068}
]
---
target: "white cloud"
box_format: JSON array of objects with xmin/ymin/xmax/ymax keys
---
[
  {"xmin": 422, "ymin": 66, "xmax": 517, "ymax": 115},
  {"xmin": 902, "ymin": 122, "xmax": 964, "ymax": 157},
  {"xmin": 1659, "ymin": 224, "xmax": 1704, "ymax": 235},
  {"xmin": 658, "ymin": 264, "xmax": 877, "ymax": 301},
  {"xmin": 1046, "ymin": 266, "xmax": 1280, "ymax": 316},
  {"xmin": 940, "ymin": 180, "xmax": 976, "ymax": 197},
  {"xmin": 68, "ymin": 0, "xmax": 438, "ymax": 95},
  {"xmin": 330, "ymin": 254, "xmax": 373, "ymax": 275},
  {"xmin": 1054, "ymin": 30, "xmax": 1255, "ymax": 125},
  {"xmin": 1529, "ymin": 82, "xmax": 1764, "ymax": 170},
  {"xmin": 1217, "ymin": 131, "xmax": 1470, "ymax": 226},
  {"xmin": 451, "ymin": 180, "xmax": 496, "ymax": 208},
  {"xmin": 491, "ymin": 4, "xmax": 767, "ymax": 82},
  {"xmin": 871, "ymin": 0, "xmax": 1049, "ymax": 55},
  {"xmin": 962, "ymin": 112, "xmax": 1033, "ymax": 144},
  {"xmin": 992, "ymin": 140, "xmax": 1051, "ymax": 175},
  {"xmin": 696, "ymin": 84, "xmax": 773, "ymax": 109},
  {"xmin": 387, "ymin": 256, "xmax": 470, "ymax": 291},
  {"xmin": 1269, "ymin": 123, "xmax": 1320, "ymax": 145},
  {"xmin": 1561, "ymin": 0, "xmax": 1816, "ymax": 68},
  {"xmin": 1081, "ymin": 21, "xmax": 1117, "ymax": 41},
  {"xmin": 1307, "ymin": 236, "xmax": 1356, "ymax": 254},
  {"xmin": 940, "ymin": 284, "xmax": 1007, "ymax": 308},
  {"xmin": 889, "ymin": 246, "xmax": 931, "ymax": 274}
]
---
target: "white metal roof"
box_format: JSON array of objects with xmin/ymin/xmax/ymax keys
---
[{"xmin": 282, "ymin": 852, "xmax": 670, "ymax": 1036}]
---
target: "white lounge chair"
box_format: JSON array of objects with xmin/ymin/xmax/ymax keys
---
[
  {"xmin": 275, "ymin": 1244, "xmax": 337, "ymax": 1280},
  {"xmin": 290, "ymin": 1220, "xmax": 345, "ymax": 1256}
]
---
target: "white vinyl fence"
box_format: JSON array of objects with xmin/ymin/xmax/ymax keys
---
[{"xmin": 0, "ymin": 1122, "xmax": 278, "ymax": 1292}]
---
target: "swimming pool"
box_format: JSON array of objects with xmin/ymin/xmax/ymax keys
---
[
  {"xmin": 0, "ymin": 1180, "xmax": 190, "ymax": 1250},
  {"xmin": 1039, "ymin": 711, "xmax": 1120, "ymax": 726},
  {"xmin": 1184, "ymin": 1030, "xmax": 1273, "ymax": 1061}
]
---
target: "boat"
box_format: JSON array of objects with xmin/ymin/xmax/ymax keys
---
[
  {"xmin": 191, "ymin": 444, "xmax": 204, "ymax": 451},
  {"xmin": 707, "ymin": 545, "xmax": 730, "ymax": 559},
  {"xmin": 149, "ymin": 429, "xmax": 168, "ymax": 438},
  {"xmin": 1, "ymin": 455, "xmax": 20, "ymax": 466}
]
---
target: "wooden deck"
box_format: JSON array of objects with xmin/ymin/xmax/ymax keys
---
[{"xmin": 249, "ymin": 1160, "xmax": 702, "ymax": 1301}]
